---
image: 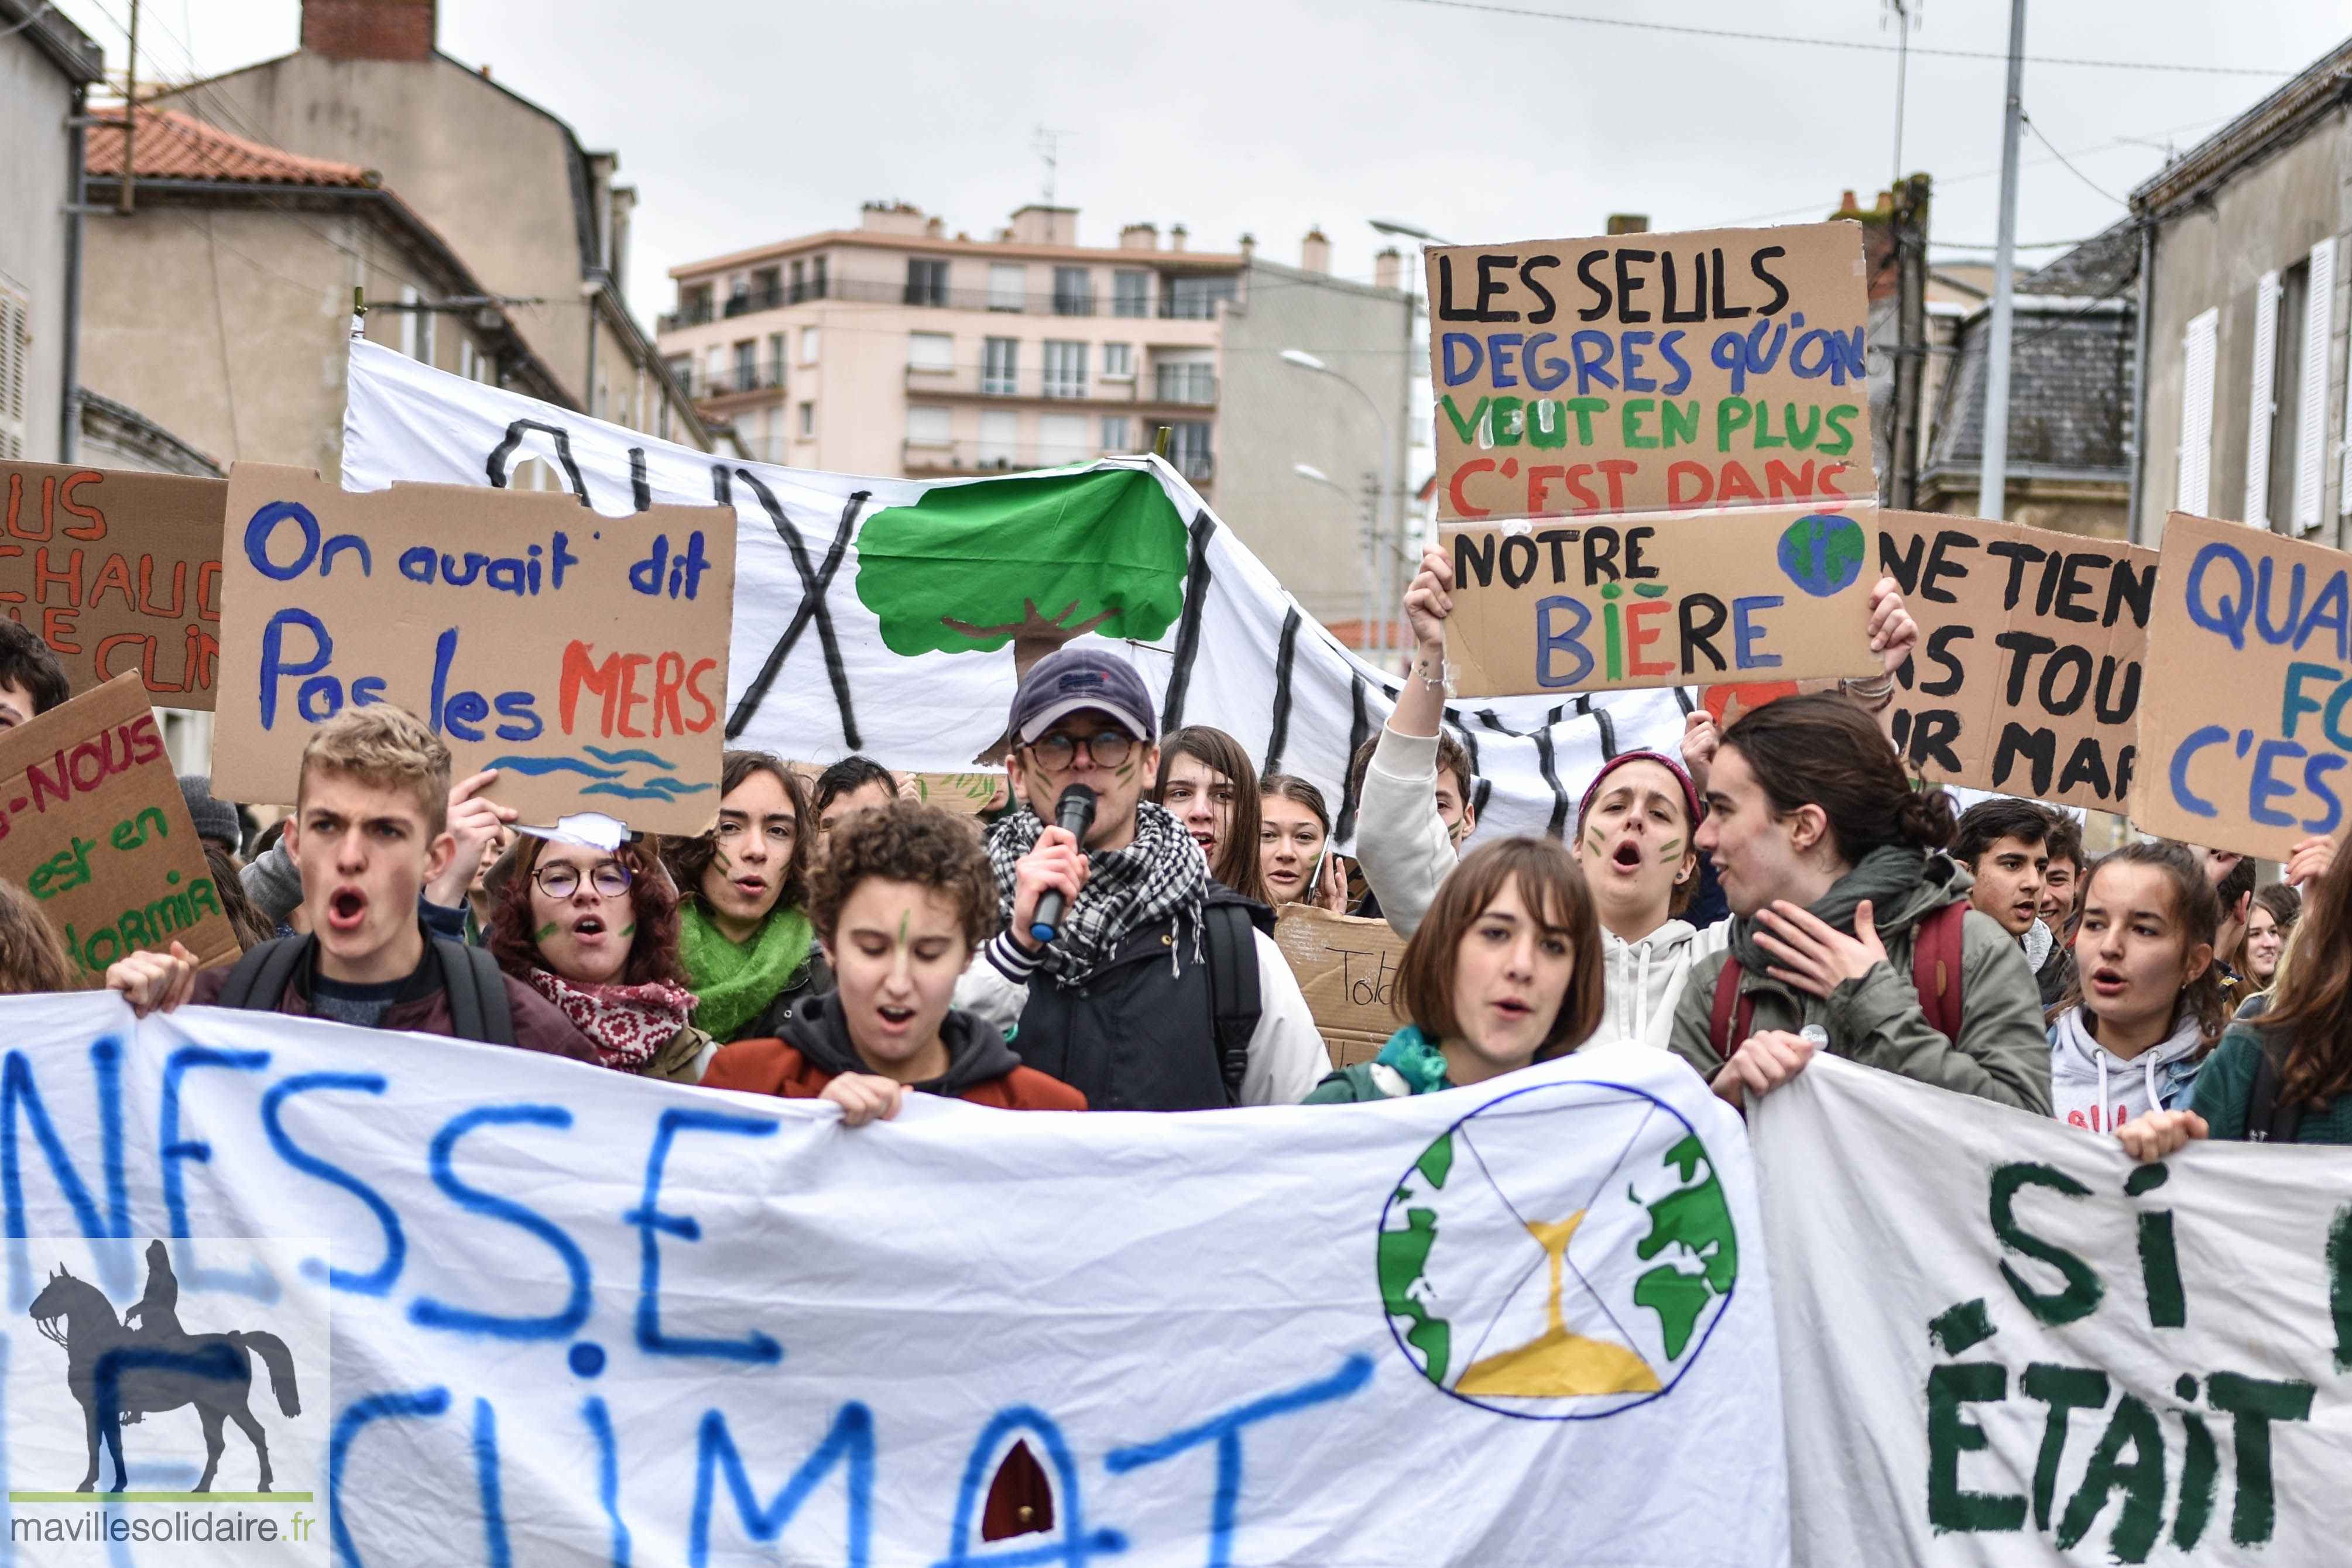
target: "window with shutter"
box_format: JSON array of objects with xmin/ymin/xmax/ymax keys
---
[
  {"xmin": 2244, "ymin": 271, "xmax": 2281, "ymax": 526},
  {"xmin": 0, "ymin": 280, "xmax": 30, "ymax": 461},
  {"xmin": 2178, "ymin": 307, "xmax": 2219, "ymax": 517},
  {"xmin": 2296, "ymin": 240, "xmax": 2336, "ymax": 533}
]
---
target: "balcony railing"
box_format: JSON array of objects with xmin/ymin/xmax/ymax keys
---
[
  {"xmin": 670, "ymin": 361, "xmax": 787, "ymax": 400},
  {"xmin": 903, "ymin": 440, "xmax": 1211, "ymax": 482},
  {"xmin": 660, "ymin": 298, "xmax": 714, "ymax": 331},
  {"xmin": 660, "ymin": 277, "xmax": 829, "ymax": 331},
  {"xmin": 904, "ymin": 365, "xmax": 1217, "ymax": 406}
]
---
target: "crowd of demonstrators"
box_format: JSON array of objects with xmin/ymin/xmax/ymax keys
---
[
  {"xmin": 705, "ymin": 799, "xmax": 1085, "ymax": 1117},
  {"xmin": 1671, "ymin": 694, "xmax": 2052, "ymax": 1114},
  {"xmin": 2046, "ymin": 841, "xmax": 2224, "ymax": 1133},
  {"xmin": 1259, "ymin": 775, "xmax": 1349, "ymax": 911},
  {"xmin": 663, "ymin": 752, "xmax": 832, "ymax": 1043},
  {"xmin": 812, "ymin": 756, "xmax": 901, "ymax": 862},
  {"xmin": 485, "ymin": 831, "xmax": 712, "ymax": 1082},
  {"xmin": 961, "ymin": 647, "xmax": 1327, "ymax": 1109},
  {"xmin": 104, "ymin": 707, "xmax": 598, "ymax": 1060},
  {"xmin": 1308, "ymin": 837, "xmax": 1602, "ymax": 1102},
  {"xmin": 1154, "ymin": 726, "xmax": 1273, "ymax": 905},
  {"xmin": 2038, "ymin": 811, "xmax": 2085, "ymax": 999}
]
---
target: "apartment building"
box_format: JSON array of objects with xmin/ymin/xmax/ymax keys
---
[
  {"xmin": 0, "ymin": 0, "xmax": 103, "ymax": 462},
  {"xmin": 659, "ymin": 203, "xmax": 1412, "ymax": 629}
]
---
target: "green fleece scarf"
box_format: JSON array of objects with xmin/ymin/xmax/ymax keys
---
[
  {"xmin": 678, "ymin": 903, "xmax": 813, "ymax": 1041},
  {"xmin": 1374, "ymin": 1025, "xmax": 1453, "ymax": 1095}
]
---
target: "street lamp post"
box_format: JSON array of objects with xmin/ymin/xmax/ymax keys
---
[{"xmin": 1284, "ymin": 348, "xmax": 1400, "ymax": 666}]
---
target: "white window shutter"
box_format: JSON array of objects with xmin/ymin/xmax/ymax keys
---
[
  {"xmin": 2244, "ymin": 270, "xmax": 2281, "ymax": 526},
  {"xmin": 2298, "ymin": 239, "xmax": 2336, "ymax": 533},
  {"xmin": 2178, "ymin": 307, "xmax": 2219, "ymax": 517},
  {"xmin": 0, "ymin": 282, "xmax": 25, "ymax": 462}
]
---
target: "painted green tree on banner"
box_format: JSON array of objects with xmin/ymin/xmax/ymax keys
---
[{"xmin": 855, "ymin": 468, "xmax": 1191, "ymax": 759}]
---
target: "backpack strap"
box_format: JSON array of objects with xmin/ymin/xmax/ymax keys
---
[
  {"xmin": 1910, "ymin": 901, "xmax": 1969, "ymax": 1044},
  {"xmin": 434, "ymin": 939, "xmax": 516, "ymax": 1048},
  {"xmin": 1709, "ymin": 954, "xmax": 1756, "ymax": 1062},
  {"xmin": 2247, "ymin": 1038, "xmax": 2303, "ymax": 1144},
  {"xmin": 214, "ymin": 935, "xmax": 313, "ymax": 1013},
  {"xmin": 1201, "ymin": 901, "xmax": 1262, "ymax": 1104}
]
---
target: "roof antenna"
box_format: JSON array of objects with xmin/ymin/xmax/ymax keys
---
[{"xmin": 1034, "ymin": 127, "xmax": 1069, "ymax": 207}]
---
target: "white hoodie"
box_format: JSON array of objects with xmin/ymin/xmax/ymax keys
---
[
  {"xmin": 1600, "ymin": 918, "xmax": 1733, "ymax": 1052},
  {"xmin": 2048, "ymin": 1006, "xmax": 2203, "ymax": 1134}
]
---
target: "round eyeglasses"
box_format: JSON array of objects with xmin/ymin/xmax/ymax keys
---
[
  {"xmin": 1028, "ymin": 729, "xmax": 1136, "ymax": 770},
  {"xmin": 534, "ymin": 859, "xmax": 632, "ymax": 900}
]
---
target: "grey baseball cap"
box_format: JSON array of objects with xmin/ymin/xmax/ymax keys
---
[{"xmin": 1009, "ymin": 647, "xmax": 1158, "ymax": 744}]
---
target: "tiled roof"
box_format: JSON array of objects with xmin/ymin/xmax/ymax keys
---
[{"xmin": 84, "ymin": 105, "xmax": 373, "ymax": 188}]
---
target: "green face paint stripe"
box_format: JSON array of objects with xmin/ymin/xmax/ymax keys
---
[
  {"xmin": 897, "ymin": 909, "xmax": 910, "ymax": 953},
  {"xmin": 533, "ymin": 922, "xmax": 560, "ymax": 942},
  {"xmin": 1585, "ymin": 829, "xmax": 1608, "ymax": 857},
  {"xmin": 618, "ymin": 924, "xmax": 636, "ymax": 938},
  {"xmin": 1660, "ymin": 838, "xmax": 1684, "ymax": 859}
]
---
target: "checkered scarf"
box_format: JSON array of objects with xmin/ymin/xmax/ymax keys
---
[{"xmin": 987, "ymin": 800, "xmax": 1207, "ymax": 986}]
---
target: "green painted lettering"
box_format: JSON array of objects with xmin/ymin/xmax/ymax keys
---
[
  {"xmin": 2206, "ymin": 1371, "xmax": 2315, "ymax": 1546},
  {"xmin": 1925, "ymin": 1363, "xmax": 2027, "ymax": 1533},
  {"xmin": 2055, "ymin": 1394, "xmax": 2163, "ymax": 1560},
  {"xmin": 1990, "ymin": 1162, "xmax": 2103, "ymax": 1325},
  {"xmin": 2021, "ymin": 1363, "xmax": 2108, "ymax": 1529}
]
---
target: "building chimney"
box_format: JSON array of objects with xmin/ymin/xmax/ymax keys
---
[
  {"xmin": 1239, "ymin": 233, "xmax": 1256, "ymax": 263},
  {"xmin": 301, "ymin": 0, "xmax": 436, "ymax": 61},
  {"xmin": 1605, "ymin": 213, "xmax": 1650, "ymax": 235},
  {"xmin": 1009, "ymin": 205, "xmax": 1077, "ymax": 245},
  {"xmin": 1373, "ymin": 247, "xmax": 1402, "ymax": 291},
  {"xmin": 860, "ymin": 201, "xmax": 931, "ymax": 236},
  {"xmin": 1168, "ymin": 224, "xmax": 1188, "ymax": 253},
  {"xmin": 1300, "ymin": 227, "xmax": 1331, "ymax": 275},
  {"xmin": 1120, "ymin": 222, "xmax": 1159, "ymax": 251}
]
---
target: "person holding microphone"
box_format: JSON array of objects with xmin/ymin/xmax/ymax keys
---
[{"xmin": 958, "ymin": 647, "xmax": 1327, "ymax": 1109}]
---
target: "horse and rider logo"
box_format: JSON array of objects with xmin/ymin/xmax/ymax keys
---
[{"xmin": 28, "ymin": 1240, "xmax": 301, "ymax": 1495}]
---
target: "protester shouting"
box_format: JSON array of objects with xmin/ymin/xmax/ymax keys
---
[
  {"xmin": 1259, "ymin": 775, "xmax": 1349, "ymax": 911},
  {"xmin": 1308, "ymin": 837, "xmax": 1603, "ymax": 1101},
  {"xmin": 1668, "ymin": 694, "xmax": 2050, "ymax": 1112},
  {"xmin": 706, "ymin": 801, "xmax": 1085, "ymax": 1117},
  {"xmin": 1949, "ymin": 798, "xmax": 2064, "ymax": 1004},
  {"xmin": 663, "ymin": 751, "xmax": 832, "ymax": 1043},
  {"xmin": 960, "ymin": 647, "xmax": 1326, "ymax": 1109},
  {"xmin": 106, "ymin": 707, "xmax": 597, "ymax": 1059},
  {"xmin": 1569, "ymin": 750, "xmax": 1726, "ymax": 1051},
  {"xmin": 1154, "ymin": 726, "xmax": 1273, "ymax": 904},
  {"xmin": 2118, "ymin": 824, "xmax": 2352, "ymax": 1155},
  {"xmin": 2048, "ymin": 841, "xmax": 2224, "ymax": 1133},
  {"xmin": 486, "ymin": 832, "xmax": 712, "ymax": 1082}
]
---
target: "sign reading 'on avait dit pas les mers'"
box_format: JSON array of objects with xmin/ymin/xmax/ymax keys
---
[
  {"xmin": 211, "ymin": 464, "xmax": 734, "ymax": 832},
  {"xmin": 1426, "ymin": 223, "xmax": 1874, "ymax": 521}
]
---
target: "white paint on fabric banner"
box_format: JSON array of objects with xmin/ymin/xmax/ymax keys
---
[
  {"xmin": 338, "ymin": 341, "xmax": 1688, "ymax": 847},
  {"xmin": 1753, "ymin": 1054, "xmax": 2352, "ymax": 1566},
  {"xmin": 0, "ymin": 996, "xmax": 1785, "ymax": 1566}
]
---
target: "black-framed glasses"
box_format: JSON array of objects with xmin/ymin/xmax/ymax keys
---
[
  {"xmin": 534, "ymin": 859, "xmax": 632, "ymax": 900},
  {"xmin": 1028, "ymin": 729, "xmax": 1135, "ymax": 770}
]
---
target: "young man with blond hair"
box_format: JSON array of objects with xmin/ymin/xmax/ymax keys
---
[{"xmin": 107, "ymin": 706, "xmax": 597, "ymax": 1058}]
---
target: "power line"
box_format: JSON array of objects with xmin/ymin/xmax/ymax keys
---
[
  {"xmin": 1382, "ymin": 0, "xmax": 2294, "ymax": 77},
  {"xmin": 2020, "ymin": 112, "xmax": 2125, "ymax": 207}
]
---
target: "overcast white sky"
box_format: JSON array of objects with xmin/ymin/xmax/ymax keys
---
[{"xmin": 50, "ymin": 0, "xmax": 2352, "ymax": 325}]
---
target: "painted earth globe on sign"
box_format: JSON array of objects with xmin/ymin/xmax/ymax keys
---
[{"xmin": 1377, "ymin": 1079, "xmax": 1737, "ymax": 1419}]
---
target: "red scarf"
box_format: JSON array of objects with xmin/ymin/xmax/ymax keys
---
[{"xmin": 527, "ymin": 969, "xmax": 697, "ymax": 1071}]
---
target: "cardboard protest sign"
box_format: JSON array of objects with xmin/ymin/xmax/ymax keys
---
[
  {"xmin": 2131, "ymin": 511, "xmax": 2352, "ymax": 859},
  {"xmin": 212, "ymin": 464, "xmax": 734, "ymax": 833},
  {"xmin": 0, "ymin": 459, "xmax": 227, "ymax": 706},
  {"xmin": 1273, "ymin": 904, "xmax": 1410, "ymax": 1067},
  {"xmin": 1877, "ymin": 512, "xmax": 2155, "ymax": 810},
  {"xmin": 1440, "ymin": 502, "xmax": 1883, "ymax": 696},
  {"xmin": 0, "ymin": 671, "xmax": 239, "ymax": 980},
  {"xmin": 1427, "ymin": 223, "xmax": 1872, "ymax": 521}
]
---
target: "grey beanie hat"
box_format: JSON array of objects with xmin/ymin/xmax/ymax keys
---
[{"xmin": 178, "ymin": 775, "xmax": 242, "ymax": 849}]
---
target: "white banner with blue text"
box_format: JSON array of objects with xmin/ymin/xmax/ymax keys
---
[{"xmin": 0, "ymin": 996, "xmax": 1781, "ymax": 1566}]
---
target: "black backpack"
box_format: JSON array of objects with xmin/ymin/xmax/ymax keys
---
[
  {"xmin": 215, "ymin": 934, "xmax": 516, "ymax": 1048},
  {"xmin": 1201, "ymin": 898, "xmax": 1264, "ymax": 1104}
]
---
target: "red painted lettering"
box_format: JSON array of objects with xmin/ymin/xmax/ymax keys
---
[{"xmin": 560, "ymin": 641, "xmax": 624, "ymax": 736}]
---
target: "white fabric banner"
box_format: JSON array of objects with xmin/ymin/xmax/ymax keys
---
[
  {"xmin": 0, "ymin": 996, "xmax": 1784, "ymax": 1565},
  {"xmin": 338, "ymin": 341, "xmax": 1688, "ymax": 846},
  {"xmin": 1754, "ymin": 1054, "xmax": 2352, "ymax": 1566}
]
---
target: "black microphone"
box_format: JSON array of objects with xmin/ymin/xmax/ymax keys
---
[{"xmin": 1028, "ymin": 784, "xmax": 1098, "ymax": 944}]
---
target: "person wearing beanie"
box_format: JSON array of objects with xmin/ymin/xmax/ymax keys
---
[
  {"xmin": 179, "ymin": 776, "xmax": 244, "ymax": 859},
  {"xmin": 1567, "ymin": 749, "xmax": 1731, "ymax": 1051}
]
